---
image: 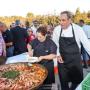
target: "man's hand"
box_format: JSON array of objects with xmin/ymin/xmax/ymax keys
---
[{"xmin": 57, "ymin": 55, "xmax": 64, "ymax": 63}]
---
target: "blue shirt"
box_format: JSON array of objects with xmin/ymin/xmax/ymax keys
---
[{"xmin": 83, "ymin": 25, "xmax": 90, "ymax": 39}]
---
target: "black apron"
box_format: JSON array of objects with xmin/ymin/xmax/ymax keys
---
[
  {"xmin": 58, "ymin": 24, "xmax": 83, "ymax": 90},
  {"xmin": 34, "ymin": 41, "xmax": 55, "ymax": 84}
]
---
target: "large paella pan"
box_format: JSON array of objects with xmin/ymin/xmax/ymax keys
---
[{"xmin": 0, "ymin": 63, "xmax": 48, "ymax": 90}]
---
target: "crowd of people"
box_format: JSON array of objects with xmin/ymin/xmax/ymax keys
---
[
  {"xmin": 0, "ymin": 11, "xmax": 90, "ymax": 90},
  {"xmin": 0, "ymin": 19, "xmax": 54, "ymax": 58}
]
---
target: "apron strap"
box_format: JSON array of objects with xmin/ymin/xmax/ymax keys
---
[{"xmin": 71, "ymin": 24, "xmax": 76, "ymax": 40}]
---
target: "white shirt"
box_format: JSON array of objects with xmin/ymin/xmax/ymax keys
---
[
  {"xmin": 31, "ymin": 25, "xmax": 37, "ymax": 36},
  {"xmin": 52, "ymin": 23, "xmax": 90, "ymax": 56},
  {"xmin": 0, "ymin": 33, "xmax": 5, "ymax": 56}
]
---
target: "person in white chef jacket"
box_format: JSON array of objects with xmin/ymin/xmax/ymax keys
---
[{"xmin": 52, "ymin": 11, "xmax": 90, "ymax": 90}]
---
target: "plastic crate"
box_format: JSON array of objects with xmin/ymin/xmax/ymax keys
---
[{"xmin": 82, "ymin": 73, "xmax": 90, "ymax": 90}]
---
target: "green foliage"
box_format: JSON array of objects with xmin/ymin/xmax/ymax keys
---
[{"xmin": 0, "ymin": 8, "xmax": 90, "ymax": 26}]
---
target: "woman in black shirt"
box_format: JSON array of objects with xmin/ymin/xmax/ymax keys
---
[{"xmin": 27, "ymin": 26, "xmax": 57, "ymax": 84}]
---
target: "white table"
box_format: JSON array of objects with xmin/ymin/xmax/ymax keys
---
[{"xmin": 6, "ymin": 53, "xmax": 30, "ymax": 64}]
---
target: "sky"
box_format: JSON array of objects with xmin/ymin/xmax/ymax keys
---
[{"xmin": 0, "ymin": 0, "xmax": 90, "ymax": 16}]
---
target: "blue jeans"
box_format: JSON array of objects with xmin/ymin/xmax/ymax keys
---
[
  {"xmin": 81, "ymin": 46, "xmax": 89, "ymax": 61},
  {"xmin": 6, "ymin": 46, "xmax": 14, "ymax": 57}
]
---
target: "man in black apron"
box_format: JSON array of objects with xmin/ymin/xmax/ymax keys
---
[
  {"xmin": 58, "ymin": 24, "xmax": 83, "ymax": 90},
  {"xmin": 52, "ymin": 11, "xmax": 84, "ymax": 90}
]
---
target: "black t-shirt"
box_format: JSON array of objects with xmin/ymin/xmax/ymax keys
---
[
  {"xmin": 30, "ymin": 38, "xmax": 57, "ymax": 57},
  {"xmin": 2, "ymin": 29, "xmax": 13, "ymax": 43},
  {"xmin": 11, "ymin": 26, "xmax": 29, "ymax": 53}
]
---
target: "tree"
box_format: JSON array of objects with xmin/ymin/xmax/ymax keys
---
[
  {"xmin": 87, "ymin": 11, "xmax": 90, "ymax": 18},
  {"xmin": 26, "ymin": 12, "xmax": 34, "ymax": 18},
  {"xmin": 74, "ymin": 8, "xmax": 82, "ymax": 23}
]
